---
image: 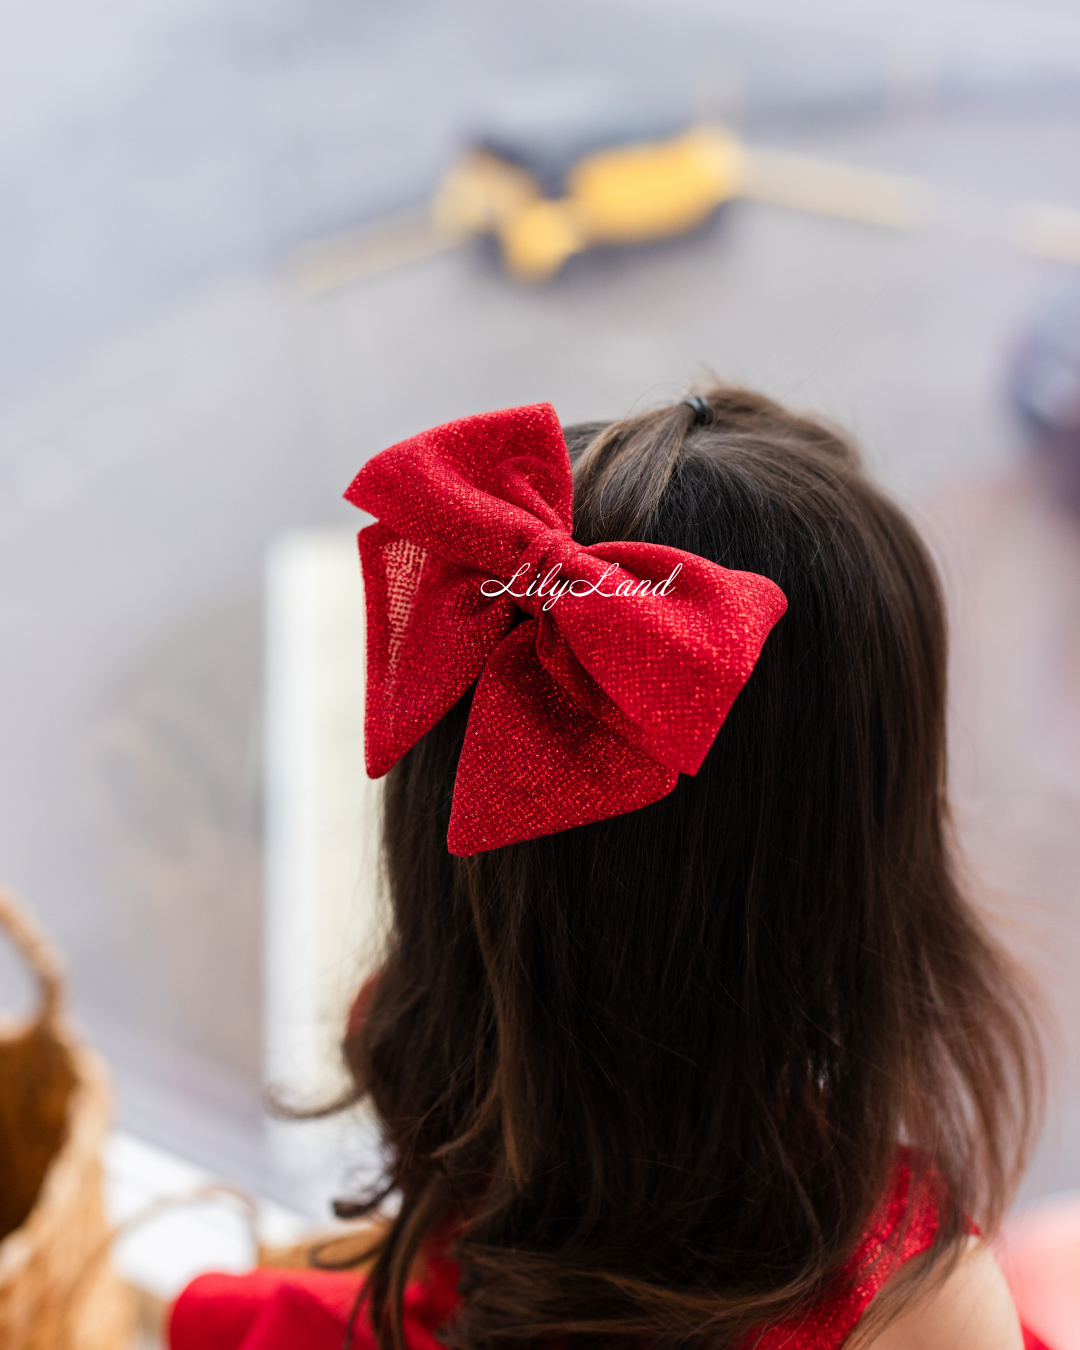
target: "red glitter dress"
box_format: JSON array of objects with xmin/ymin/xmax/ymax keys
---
[{"xmin": 168, "ymin": 1156, "xmax": 1051, "ymax": 1350}]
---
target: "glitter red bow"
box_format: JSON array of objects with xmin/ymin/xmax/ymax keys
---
[{"xmin": 344, "ymin": 402, "xmax": 787, "ymax": 855}]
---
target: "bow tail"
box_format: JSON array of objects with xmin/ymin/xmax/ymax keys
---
[{"xmin": 447, "ymin": 623, "xmax": 677, "ymax": 856}]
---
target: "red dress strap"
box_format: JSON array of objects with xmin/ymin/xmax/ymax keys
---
[
  {"xmin": 742, "ymin": 1151, "xmax": 941, "ymax": 1350},
  {"xmin": 742, "ymin": 1153, "xmax": 1053, "ymax": 1349}
]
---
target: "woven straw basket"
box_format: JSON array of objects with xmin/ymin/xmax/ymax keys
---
[{"xmin": 0, "ymin": 883, "xmax": 134, "ymax": 1350}]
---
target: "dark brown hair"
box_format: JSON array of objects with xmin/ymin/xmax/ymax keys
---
[{"xmin": 337, "ymin": 386, "xmax": 1042, "ymax": 1350}]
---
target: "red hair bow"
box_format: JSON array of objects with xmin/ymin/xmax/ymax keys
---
[{"xmin": 344, "ymin": 402, "xmax": 786, "ymax": 855}]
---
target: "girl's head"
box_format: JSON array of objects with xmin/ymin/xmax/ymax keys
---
[{"xmin": 343, "ymin": 385, "xmax": 1041, "ymax": 1349}]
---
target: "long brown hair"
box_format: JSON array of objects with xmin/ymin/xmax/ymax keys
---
[{"xmin": 337, "ymin": 386, "xmax": 1042, "ymax": 1350}]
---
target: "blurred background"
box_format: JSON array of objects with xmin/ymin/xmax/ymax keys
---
[{"xmin": 2, "ymin": 0, "xmax": 1080, "ymax": 1228}]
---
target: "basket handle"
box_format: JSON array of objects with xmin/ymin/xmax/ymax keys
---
[
  {"xmin": 0, "ymin": 881, "xmax": 66, "ymax": 1026},
  {"xmin": 65, "ymin": 1182, "xmax": 262, "ymax": 1333},
  {"xmin": 111, "ymin": 1181, "xmax": 262, "ymax": 1252}
]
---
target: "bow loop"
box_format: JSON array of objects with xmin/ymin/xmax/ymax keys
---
[
  {"xmin": 345, "ymin": 402, "xmax": 787, "ymax": 855},
  {"xmin": 345, "ymin": 404, "xmax": 573, "ymax": 576}
]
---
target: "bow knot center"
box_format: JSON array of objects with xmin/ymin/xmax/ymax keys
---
[{"xmin": 507, "ymin": 529, "xmax": 581, "ymax": 618}]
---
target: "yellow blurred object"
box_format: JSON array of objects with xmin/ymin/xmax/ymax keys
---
[
  {"xmin": 500, "ymin": 199, "xmax": 587, "ymax": 283},
  {"xmin": 568, "ymin": 124, "xmax": 745, "ymax": 244},
  {"xmin": 741, "ymin": 149, "xmax": 928, "ymax": 230},
  {"xmin": 1013, "ymin": 202, "xmax": 1080, "ymax": 266},
  {"xmin": 431, "ymin": 151, "xmax": 540, "ymax": 239},
  {"xmin": 432, "ymin": 122, "xmax": 746, "ymax": 283},
  {"xmin": 289, "ymin": 120, "xmax": 928, "ymax": 296}
]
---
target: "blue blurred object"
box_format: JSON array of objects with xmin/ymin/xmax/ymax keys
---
[{"xmin": 1011, "ymin": 280, "xmax": 1080, "ymax": 508}]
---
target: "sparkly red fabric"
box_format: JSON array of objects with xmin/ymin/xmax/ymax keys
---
[
  {"xmin": 343, "ymin": 402, "xmax": 788, "ymax": 855},
  {"xmin": 168, "ymin": 1154, "xmax": 1052, "ymax": 1349},
  {"xmin": 744, "ymin": 1154, "xmax": 944, "ymax": 1348}
]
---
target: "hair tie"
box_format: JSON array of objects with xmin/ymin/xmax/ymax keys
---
[
  {"xmin": 344, "ymin": 403, "xmax": 787, "ymax": 855},
  {"xmin": 683, "ymin": 396, "xmax": 710, "ymax": 426}
]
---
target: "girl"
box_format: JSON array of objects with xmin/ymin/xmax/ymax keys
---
[{"xmin": 172, "ymin": 386, "xmax": 1046, "ymax": 1349}]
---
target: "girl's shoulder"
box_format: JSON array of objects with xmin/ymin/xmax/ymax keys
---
[
  {"xmin": 747, "ymin": 1150, "xmax": 1037, "ymax": 1350},
  {"xmin": 866, "ymin": 1238, "xmax": 1026, "ymax": 1350}
]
